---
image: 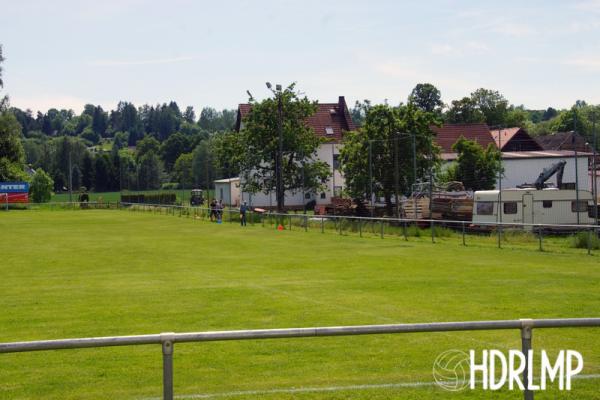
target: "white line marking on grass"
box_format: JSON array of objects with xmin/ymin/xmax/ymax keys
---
[
  {"xmin": 139, "ymin": 374, "xmax": 600, "ymax": 400},
  {"xmin": 247, "ymin": 283, "xmax": 515, "ymax": 350}
]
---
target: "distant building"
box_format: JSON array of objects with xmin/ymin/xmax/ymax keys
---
[
  {"xmin": 234, "ymin": 96, "xmax": 355, "ymax": 209},
  {"xmin": 535, "ymin": 131, "xmax": 593, "ymax": 153},
  {"xmin": 436, "ymin": 124, "xmax": 591, "ymax": 191},
  {"xmin": 490, "ymin": 127, "xmax": 542, "ymax": 152},
  {"xmin": 431, "ymin": 123, "xmax": 496, "ymax": 155}
]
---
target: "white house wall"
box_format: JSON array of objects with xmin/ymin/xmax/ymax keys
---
[
  {"xmin": 241, "ymin": 142, "xmax": 344, "ymax": 208},
  {"xmin": 498, "ymin": 157, "xmax": 589, "ymax": 190}
]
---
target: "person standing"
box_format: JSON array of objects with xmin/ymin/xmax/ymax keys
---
[
  {"xmin": 209, "ymin": 199, "xmax": 217, "ymax": 222},
  {"xmin": 240, "ymin": 201, "xmax": 248, "ymax": 226}
]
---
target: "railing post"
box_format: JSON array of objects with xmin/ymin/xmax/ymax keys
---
[
  {"xmin": 520, "ymin": 319, "xmax": 534, "ymax": 400},
  {"xmin": 161, "ymin": 333, "xmax": 175, "ymax": 400}
]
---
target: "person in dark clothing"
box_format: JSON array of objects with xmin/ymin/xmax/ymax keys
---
[
  {"xmin": 240, "ymin": 201, "xmax": 248, "ymax": 226},
  {"xmin": 210, "ymin": 199, "xmax": 217, "ymax": 222}
]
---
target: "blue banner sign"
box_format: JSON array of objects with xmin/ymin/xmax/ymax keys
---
[{"xmin": 0, "ymin": 182, "xmax": 30, "ymax": 193}]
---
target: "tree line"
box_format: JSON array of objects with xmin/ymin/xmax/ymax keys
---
[{"xmin": 350, "ymin": 84, "xmax": 600, "ymax": 139}]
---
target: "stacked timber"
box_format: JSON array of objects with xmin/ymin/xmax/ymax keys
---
[{"xmin": 402, "ymin": 197, "xmax": 430, "ymax": 219}]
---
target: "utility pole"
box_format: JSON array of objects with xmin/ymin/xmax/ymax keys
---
[
  {"xmin": 574, "ymin": 108, "xmax": 580, "ymax": 225},
  {"xmin": 593, "ymin": 110, "xmax": 598, "ymax": 226},
  {"xmin": 394, "ymin": 133, "xmax": 400, "ymax": 218},
  {"xmin": 266, "ymin": 83, "xmax": 285, "ymax": 213},
  {"xmin": 68, "ymin": 142, "xmax": 73, "ymax": 203},
  {"xmin": 369, "ymin": 140, "xmax": 373, "ymax": 217}
]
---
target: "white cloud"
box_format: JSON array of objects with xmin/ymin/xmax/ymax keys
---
[{"xmin": 89, "ymin": 55, "xmax": 202, "ymax": 67}]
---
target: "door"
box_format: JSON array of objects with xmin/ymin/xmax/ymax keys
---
[{"xmin": 522, "ymin": 194, "xmax": 534, "ymax": 226}]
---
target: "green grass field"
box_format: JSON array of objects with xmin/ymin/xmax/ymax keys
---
[{"xmin": 0, "ymin": 210, "xmax": 599, "ymax": 399}]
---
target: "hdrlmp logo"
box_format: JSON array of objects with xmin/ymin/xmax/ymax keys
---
[{"xmin": 433, "ymin": 349, "xmax": 584, "ymax": 391}]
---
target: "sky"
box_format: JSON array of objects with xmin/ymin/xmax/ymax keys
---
[{"xmin": 1, "ymin": 0, "xmax": 600, "ymax": 114}]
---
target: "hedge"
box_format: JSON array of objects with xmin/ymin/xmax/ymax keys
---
[{"xmin": 121, "ymin": 193, "xmax": 177, "ymax": 205}]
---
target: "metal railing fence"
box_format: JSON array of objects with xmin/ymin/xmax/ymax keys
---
[
  {"xmin": 3, "ymin": 201, "xmax": 599, "ymax": 253},
  {"xmin": 1, "ymin": 318, "xmax": 599, "ymax": 400},
  {"xmin": 119, "ymin": 202, "xmax": 600, "ymax": 254}
]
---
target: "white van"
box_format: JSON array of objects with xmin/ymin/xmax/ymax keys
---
[{"xmin": 472, "ymin": 189, "xmax": 594, "ymax": 228}]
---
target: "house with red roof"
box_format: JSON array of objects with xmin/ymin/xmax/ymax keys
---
[
  {"xmin": 490, "ymin": 127, "xmax": 542, "ymax": 152},
  {"xmin": 435, "ymin": 124, "xmax": 590, "ymax": 190},
  {"xmin": 232, "ymin": 96, "xmax": 355, "ymax": 208}
]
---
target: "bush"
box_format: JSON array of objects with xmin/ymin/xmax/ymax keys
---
[
  {"xmin": 121, "ymin": 192, "xmax": 177, "ymax": 205},
  {"xmin": 570, "ymin": 231, "xmax": 600, "ymax": 250},
  {"xmin": 30, "ymin": 168, "xmax": 53, "ymax": 203}
]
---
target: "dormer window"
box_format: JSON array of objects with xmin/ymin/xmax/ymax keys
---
[{"xmin": 325, "ymin": 127, "xmax": 334, "ymax": 135}]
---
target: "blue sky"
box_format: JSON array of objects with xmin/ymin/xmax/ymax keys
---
[{"xmin": 1, "ymin": 0, "xmax": 600, "ymax": 113}]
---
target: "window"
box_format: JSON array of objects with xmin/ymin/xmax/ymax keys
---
[
  {"xmin": 503, "ymin": 202, "xmax": 517, "ymax": 214},
  {"xmin": 476, "ymin": 201, "xmax": 494, "ymax": 215},
  {"xmin": 542, "ymin": 200, "xmax": 553, "ymax": 208},
  {"xmin": 571, "ymin": 200, "xmax": 588, "ymax": 212},
  {"xmin": 333, "ymin": 154, "xmax": 341, "ymax": 170},
  {"xmin": 320, "ymin": 192, "xmax": 326, "ymax": 199},
  {"xmin": 304, "ymin": 192, "xmax": 311, "ymax": 200},
  {"xmin": 325, "ymin": 127, "xmax": 334, "ymax": 135}
]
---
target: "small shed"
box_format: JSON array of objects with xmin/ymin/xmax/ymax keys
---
[{"xmin": 214, "ymin": 177, "xmax": 240, "ymax": 207}]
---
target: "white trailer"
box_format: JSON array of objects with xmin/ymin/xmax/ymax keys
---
[{"xmin": 472, "ymin": 189, "xmax": 594, "ymax": 228}]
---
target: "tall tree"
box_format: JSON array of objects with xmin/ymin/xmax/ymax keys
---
[
  {"xmin": 137, "ymin": 151, "xmax": 161, "ymax": 190},
  {"xmin": 92, "ymin": 106, "xmax": 108, "ymax": 137},
  {"xmin": 239, "ymin": 83, "xmax": 330, "ymax": 211},
  {"xmin": 408, "ymin": 83, "xmax": 443, "ymax": 114},
  {"xmin": 470, "ymin": 88, "xmax": 509, "ymax": 127},
  {"xmin": 0, "ymin": 112, "xmax": 27, "ymax": 181},
  {"xmin": 160, "ymin": 132, "xmax": 190, "ymax": 171},
  {"xmin": 341, "ymin": 103, "xmax": 440, "ymax": 215},
  {"xmin": 445, "ymin": 97, "xmax": 485, "ymax": 124},
  {"xmin": 173, "ymin": 153, "xmax": 194, "ymax": 188},
  {"xmin": 183, "ymin": 106, "xmax": 196, "ymax": 123}
]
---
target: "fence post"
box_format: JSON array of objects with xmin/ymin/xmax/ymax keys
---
[
  {"xmin": 588, "ymin": 229, "xmax": 592, "ymax": 255},
  {"xmin": 289, "ymin": 215, "xmax": 292, "ymax": 230},
  {"xmin": 402, "ymin": 220, "xmax": 407, "ymax": 241},
  {"xmin": 462, "ymin": 221, "xmax": 466, "ymax": 246},
  {"xmin": 321, "ymin": 217, "xmax": 324, "ymax": 233},
  {"xmin": 161, "ymin": 333, "xmax": 175, "ymax": 400},
  {"xmin": 339, "ymin": 217, "xmax": 343, "ymax": 235},
  {"xmin": 431, "ymin": 220, "xmax": 435, "ymax": 244},
  {"xmin": 304, "ymin": 215, "xmax": 308, "ymax": 232},
  {"xmin": 380, "ymin": 220, "xmax": 384, "ymax": 239},
  {"xmin": 520, "ymin": 320, "xmax": 534, "ymax": 400},
  {"xmin": 538, "ymin": 226, "xmax": 543, "ymax": 252},
  {"xmin": 359, "ymin": 219, "xmax": 362, "ymax": 237}
]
